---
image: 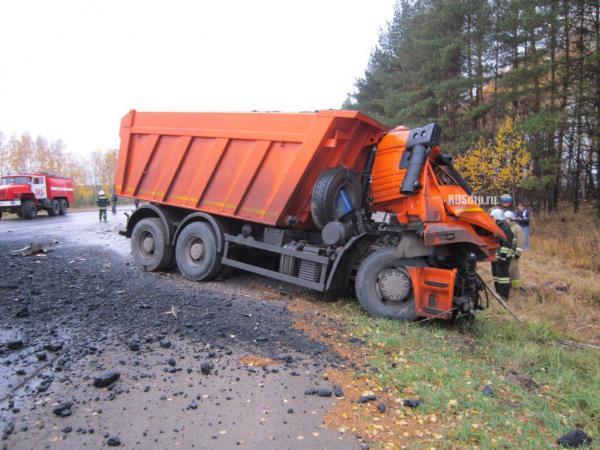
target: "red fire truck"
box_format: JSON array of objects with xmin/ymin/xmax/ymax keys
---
[{"xmin": 0, "ymin": 173, "xmax": 75, "ymax": 220}]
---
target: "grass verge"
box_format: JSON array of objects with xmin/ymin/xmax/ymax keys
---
[{"xmin": 291, "ymin": 297, "xmax": 598, "ymax": 449}]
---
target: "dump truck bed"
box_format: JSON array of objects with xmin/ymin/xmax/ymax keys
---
[{"xmin": 115, "ymin": 110, "xmax": 387, "ymax": 228}]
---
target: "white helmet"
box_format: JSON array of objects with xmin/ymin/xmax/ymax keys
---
[
  {"xmin": 99, "ymin": 190, "xmax": 105, "ymax": 196},
  {"xmin": 504, "ymin": 210, "xmax": 517, "ymax": 221},
  {"xmin": 490, "ymin": 208, "xmax": 505, "ymax": 222}
]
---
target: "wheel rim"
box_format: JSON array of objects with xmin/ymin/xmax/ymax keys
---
[
  {"xmin": 140, "ymin": 231, "xmax": 155, "ymax": 256},
  {"xmin": 186, "ymin": 237, "xmax": 206, "ymax": 267},
  {"xmin": 375, "ymin": 267, "xmax": 412, "ymax": 306}
]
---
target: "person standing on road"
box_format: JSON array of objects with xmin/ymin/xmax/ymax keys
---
[
  {"xmin": 516, "ymin": 202, "xmax": 531, "ymax": 250},
  {"xmin": 505, "ymin": 210, "xmax": 525, "ymax": 290},
  {"xmin": 96, "ymin": 190, "xmax": 109, "ymax": 222},
  {"xmin": 490, "ymin": 208, "xmax": 514, "ymax": 300},
  {"xmin": 111, "ymin": 192, "xmax": 118, "ymax": 214}
]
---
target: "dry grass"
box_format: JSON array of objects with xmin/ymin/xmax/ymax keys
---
[
  {"xmin": 531, "ymin": 202, "xmax": 600, "ymax": 273},
  {"xmin": 479, "ymin": 253, "xmax": 600, "ymax": 345},
  {"xmin": 498, "ymin": 203, "xmax": 600, "ymax": 344}
]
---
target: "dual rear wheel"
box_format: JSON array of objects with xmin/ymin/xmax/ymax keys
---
[
  {"xmin": 131, "ymin": 219, "xmax": 221, "ymax": 281},
  {"xmin": 44, "ymin": 199, "xmax": 67, "ymax": 217}
]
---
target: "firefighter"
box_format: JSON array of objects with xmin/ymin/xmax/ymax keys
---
[
  {"xmin": 505, "ymin": 210, "xmax": 525, "ymax": 290},
  {"xmin": 111, "ymin": 192, "xmax": 118, "ymax": 214},
  {"xmin": 490, "ymin": 208, "xmax": 514, "ymax": 300},
  {"xmin": 96, "ymin": 190, "xmax": 109, "ymax": 222},
  {"xmin": 500, "ymin": 193, "xmax": 513, "ymax": 212}
]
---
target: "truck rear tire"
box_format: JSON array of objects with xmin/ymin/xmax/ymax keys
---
[
  {"xmin": 175, "ymin": 222, "xmax": 222, "ymax": 281},
  {"xmin": 311, "ymin": 167, "xmax": 362, "ymax": 230},
  {"xmin": 22, "ymin": 200, "xmax": 37, "ymax": 220},
  {"xmin": 59, "ymin": 199, "xmax": 68, "ymax": 215},
  {"xmin": 355, "ymin": 248, "xmax": 426, "ymax": 321},
  {"xmin": 47, "ymin": 199, "xmax": 60, "ymax": 216},
  {"xmin": 131, "ymin": 218, "xmax": 174, "ymax": 271}
]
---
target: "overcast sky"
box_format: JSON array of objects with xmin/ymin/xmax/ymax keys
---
[{"xmin": 0, "ymin": 0, "xmax": 396, "ymax": 156}]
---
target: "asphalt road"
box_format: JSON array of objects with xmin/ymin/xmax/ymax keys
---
[{"xmin": 0, "ymin": 210, "xmax": 359, "ymax": 449}]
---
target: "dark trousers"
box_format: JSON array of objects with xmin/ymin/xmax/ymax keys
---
[
  {"xmin": 492, "ymin": 259, "xmax": 511, "ymax": 299},
  {"xmin": 111, "ymin": 203, "xmax": 117, "ymax": 214},
  {"xmin": 99, "ymin": 208, "xmax": 107, "ymax": 222}
]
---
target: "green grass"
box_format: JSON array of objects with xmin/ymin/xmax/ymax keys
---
[{"xmin": 335, "ymin": 300, "xmax": 599, "ymax": 449}]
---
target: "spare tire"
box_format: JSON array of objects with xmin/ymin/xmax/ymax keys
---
[{"xmin": 311, "ymin": 167, "xmax": 362, "ymax": 230}]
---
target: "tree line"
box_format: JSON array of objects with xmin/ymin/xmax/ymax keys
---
[
  {"xmin": 345, "ymin": 0, "xmax": 599, "ymax": 218},
  {"xmin": 0, "ymin": 131, "xmax": 118, "ymax": 206}
]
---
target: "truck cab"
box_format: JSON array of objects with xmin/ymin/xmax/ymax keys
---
[{"xmin": 0, "ymin": 173, "xmax": 74, "ymax": 220}]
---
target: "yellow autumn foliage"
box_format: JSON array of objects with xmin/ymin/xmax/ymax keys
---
[{"xmin": 454, "ymin": 116, "xmax": 531, "ymax": 196}]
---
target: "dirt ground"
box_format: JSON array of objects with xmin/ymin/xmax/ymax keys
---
[{"xmin": 0, "ymin": 210, "xmax": 364, "ymax": 449}]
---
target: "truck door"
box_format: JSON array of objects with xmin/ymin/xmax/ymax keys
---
[{"xmin": 31, "ymin": 176, "xmax": 47, "ymax": 199}]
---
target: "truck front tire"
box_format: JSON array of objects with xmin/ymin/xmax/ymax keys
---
[
  {"xmin": 131, "ymin": 218, "xmax": 174, "ymax": 271},
  {"xmin": 48, "ymin": 199, "xmax": 60, "ymax": 216},
  {"xmin": 175, "ymin": 222, "xmax": 222, "ymax": 281},
  {"xmin": 355, "ymin": 248, "xmax": 426, "ymax": 321},
  {"xmin": 22, "ymin": 200, "xmax": 37, "ymax": 220},
  {"xmin": 59, "ymin": 199, "xmax": 68, "ymax": 215}
]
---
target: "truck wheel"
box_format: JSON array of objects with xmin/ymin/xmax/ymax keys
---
[
  {"xmin": 311, "ymin": 167, "xmax": 362, "ymax": 230},
  {"xmin": 22, "ymin": 200, "xmax": 37, "ymax": 220},
  {"xmin": 355, "ymin": 248, "xmax": 426, "ymax": 321},
  {"xmin": 131, "ymin": 218, "xmax": 174, "ymax": 271},
  {"xmin": 16, "ymin": 209, "xmax": 22, "ymax": 218},
  {"xmin": 175, "ymin": 222, "xmax": 222, "ymax": 281},
  {"xmin": 59, "ymin": 199, "xmax": 68, "ymax": 215},
  {"xmin": 47, "ymin": 199, "xmax": 60, "ymax": 216}
]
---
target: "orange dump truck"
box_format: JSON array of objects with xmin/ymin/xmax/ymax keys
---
[{"xmin": 116, "ymin": 110, "xmax": 503, "ymax": 321}]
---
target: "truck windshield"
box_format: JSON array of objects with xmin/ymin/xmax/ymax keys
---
[
  {"xmin": 433, "ymin": 165, "xmax": 458, "ymax": 186},
  {"xmin": 1, "ymin": 176, "xmax": 31, "ymax": 185}
]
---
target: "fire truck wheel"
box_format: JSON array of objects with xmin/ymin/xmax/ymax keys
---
[
  {"xmin": 59, "ymin": 199, "xmax": 68, "ymax": 215},
  {"xmin": 131, "ymin": 218, "xmax": 174, "ymax": 272},
  {"xmin": 175, "ymin": 221, "xmax": 222, "ymax": 282},
  {"xmin": 355, "ymin": 248, "xmax": 426, "ymax": 321},
  {"xmin": 48, "ymin": 199, "xmax": 60, "ymax": 216},
  {"xmin": 22, "ymin": 200, "xmax": 37, "ymax": 220},
  {"xmin": 311, "ymin": 167, "xmax": 362, "ymax": 230}
]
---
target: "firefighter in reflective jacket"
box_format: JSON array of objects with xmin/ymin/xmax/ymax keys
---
[
  {"xmin": 96, "ymin": 190, "xmax": 110, "ymax": 222},
  {"xmin": 505, "ymin": 210, "xmax": 525, "ymax": 289},
  {"xmin": 490, "ymin": 208, "xmax": 514, "ymax": 300}
]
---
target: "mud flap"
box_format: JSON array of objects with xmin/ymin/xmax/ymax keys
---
[{"xmin": 407, "ymin": 266, "xmax": 456, "ymax": 319}]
